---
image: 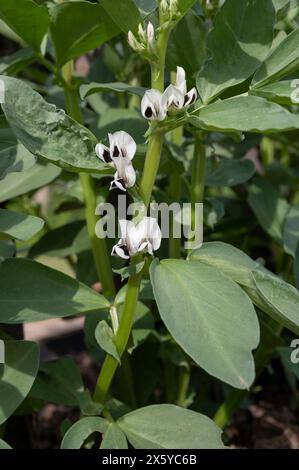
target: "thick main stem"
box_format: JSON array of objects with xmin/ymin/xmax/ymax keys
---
[{"xmin": 62, "ymin": 62, "xmax": 115, "ymax": 297}]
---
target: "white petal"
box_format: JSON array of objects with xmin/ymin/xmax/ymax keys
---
[
  {"xmin": 113, "ymin": 159, "xmax": 136, "ymax": 189},
  {"xmin": 112, "ymin": 243, "xmax": 130, "ymax": 259},
  {"xmin": 108, "ymin": 131, "xmax": 136, "ymax": 161},
  {"xmin": 162, "ymin": 84, "xmax": 184, "ymax": 110},
  {"xmin": 110, "ymin": 177, "xmax": 127, "ymax": 192},
  {"xmin": 136, "ymin": 217, "xmax": 161, "ymax": 252},
  {"xmin": 147, "ymin": 22, "xmax": 155, "ymax": 45},
  {"xmin": 128, "ymin": 30, "xmax": 138, "ymax": 50},
  {"xmin": 141, "ymin": 89, "xmax": 166, "ymax": 121},
  {"xmin": 95, "ymin": 143, "xmax": 112, "ymax": 164},
  {"xmin": 175, "ymin": 66, "xmax": 187, "ymax": 95},
  {"xmin": 146, "ymin": 217, "xmax": 162, "ymax": 251},
  {"xmin": 183, "ymin": 87, "xmax": 198, "ymax": 107},
  {"xmin": 119, "ymin": 220, "xmax": 141, "ymax": 254}
]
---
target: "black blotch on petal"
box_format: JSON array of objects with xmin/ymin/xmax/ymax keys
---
[
  {"xmin": 119, "ymin": 244, "xmax": 130, "ymax": 257},
  {"xmin": 145, "ymin": 107, "xmax": 153, "ymax": 118},
  {"xmin": 113, "ymin": 146, "xmax": 120, "ymax": 157},
  {"xmin": 103, "ymin": 149, "xmax": 112, "ymax": 163}
]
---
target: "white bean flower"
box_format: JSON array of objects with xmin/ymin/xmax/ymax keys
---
[
  {"xmin": 95, "ymin": 131, "xmax": 136, "ymax": 192},
  {"xmin": 112, "ymin": 217, "xmax": 162, "ymax": 259},
  {"xmin": 141, "ymin": 66, "xmax": 197, "ymax": 121}
]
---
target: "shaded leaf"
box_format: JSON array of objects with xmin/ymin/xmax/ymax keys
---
[{"xmin": 0, "ymin": 209, "xmax": 44, "ymax": 241}]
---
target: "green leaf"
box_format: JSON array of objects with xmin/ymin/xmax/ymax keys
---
[
  {"xmin": 0, "ymin": 161, "xmax": 61, "ymax": 203},
  {"xmin": 190, "ymin": 242, "xmax": 299, "ymax": 335},
  {"xmin": 250, "ymin": 80, "xmax": 299, "ymax": 106},
  {"xmin": 94, "ymin": 108, "xmax": 147, "ymax": 144},
  {"xmin": 100, "ymin": 0, "xmax": 142, "ymax": 33},
  {"xmin": 189, "ymin": 241, "xmax": 258, "ymax": 288},
  {"xmin": 0, "ymin": 127, "xmax": 36, "ymax": 180},
  {"xmin": 113, "ymin": 260, "xmax": 145, "ymax": 281},
  {"xmin": 0, "ymin": 439, "xmax": 11, "ymax": 449},
  {"xmin": 206, "ymin": 158, "xmax": 255, "ymax": 187},
  {"xmin": 118, "ymin": 404, "xmax": 225, "ymax": 449},
  {"xmin": 0, "ymin": 240, "xmax": 15, "ymax": 263},
  {"xmin": 248, "ymin": 178, "xmax": 289, "ymax": 242},
  {"xmin": 0, "ymin": 76, "xmax": 106, "ymax": 174},
  {"xmin": 100, "ymin": 423, "xmax": 128, "ymax": 449},
  {"xmin": 196, "ymin": 0, "xmax": 275, "ymax": 103},
  {"xmin": 0, "ymin": 0, "xmax": 49, "ymax": 52},
  {"xmin": 61, "ymin": 417, "xmax": 108, "ymax": 449},
  {"xmin": 133, "ymin": 0, "xmax": 156, "ymax": 17},
  {"xmin": 252, "ymin": 28, "xmax": 299, "ymax": 88},
  {"xmin": 283, "ymin": 204, "xmax": 299, "ymax": 256},
  {"xmin": 150, "ymin": 258, "xmax": 259, "ymax": 389},
  {"xmin": 0, "ymin": 209, "xmax": 44, "ymax": 241},
  {"xmin": 0, "ymin": 340, "xmax": 39, "ymax": 425},
  {"xmin": 251, "ymin": 269, "xmax": 299, "ymax": 336},
  {"xmin": 80, "ymin": 82, "xmax": 146, "ymax": 100},
  {"xmin": 189, "ymin": 95, "xmax": 299, "ymax": 133},
  {"xmin": 49, "ymin": 1, "xmax": 120, "ymax": 67},
  {"xmin": 273, "ymin": 0, "xmax": 290, "ymax": 13},
  {"xmin": 0, "ymin": 47, "xmax": 36, "ymax": 75},
  {"xmin": 95, "ymin": 320, "xmax": 120, "ymax": 362},
  {"xmin": 167, "ymin": 10, "xmax": 206, "ymax": 77},
  {"xmin": 0, "ymin": 258, "xmax": 110, "ymax": 323},
  {"xmin": 28, "ymin": 221, "xmax": 87, "ymax": 258},
  {"xmin": 31, "ymin": 358, "xmax": 99, "ymax": 415}
]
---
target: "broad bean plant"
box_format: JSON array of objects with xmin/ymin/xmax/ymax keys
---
[{"xmin": 0, "ymin": 0, "xmax": 299, "ymax": 450}]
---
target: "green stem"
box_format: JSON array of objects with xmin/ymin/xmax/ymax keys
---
[
  {"xmin": 61, "ymin": 61, "xmax": 115, "ymax": 297},
  {"xmin": 93, "ymin": 22, "xmax": 171, "ymax": 407},
  {"xmin": 191, "ymin": 140, "xmax": 206, "ymax": 206},
  {"xmin": 176, "ymin": 367, "xmax": 190, "ymax": 407},
  {"xmin": 93, "ymin": 270, "xmax": 143, "ymax": 404}
]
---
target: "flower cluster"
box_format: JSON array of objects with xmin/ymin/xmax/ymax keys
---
[
  {"xmin": 128, "ymin": 22, "xmax": 155, "ymax": 54},
  {"xmin": 141, "ymin": 67, "xmax": 197, "ymax": 121},
  {"xmin": 112, "ymin": 218, "xmax": 162, "ymax": 259},
  {"xmin": 94, "ymin": 66, "xmax": 197, "ymax": 259},
  {"xmin": 95, "ymin": 131, "xmax": 136, "ymax": 192}
]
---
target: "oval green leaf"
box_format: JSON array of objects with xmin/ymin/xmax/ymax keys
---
[
  {"xmin": 61, "ymin": 417, "xmax": 108, "ymax": 449},
  {"xmin": 0, "ymin": 258, "xmax": 110, "ymax": 323},
  {"xmin": 150, "ymin": 259, "xmax": 259, "ymax": 389},
  {"xmin": 118, "ymin": 404, "xmax": 225, "ymax": 449},
  {"xmin": 0, "ymin": 340, "xmax": 39, "ymax": 425}
]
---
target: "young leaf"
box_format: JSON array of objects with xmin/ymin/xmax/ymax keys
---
[
  {"xmin": 118, "ymin": 404, "xmax": 225, "ymax": 449},
  {"xmin": 0, "ymin": 76, "xmax": 107, "ymax": 174},
  {"xmin": 252, "ymin": 27, "xmax": 299, "ymax": 88},
  {"xmin": 100, "ymin": 423, "xmax": 128, "ymax": 449},
  {"xmin": 150, "ymin": 258, "xmax": 259, "ymax": 389},
  {"xmin": 61, "ymin": 417, "xmax": 108, "ymax": 449},
  {"xmin": 0, "ymin": 161, "xmax": 61, "ymax": 203},
  {"xmin": 0, "ymin": 258, "xmax": 110, "ymax": 323},
  {"xmin": 196, "ymin": 0, "xmax": 275, "ymax": 103},
  {"xmin": 0, "ymin": 0, "xmax": 49, "ymax": 52},
  {"xmin": 0, "ymin": 209, "xmax": 44, "ymax": 241},
  {"xmin": 95, "ymin": 320, "xmax": 120, "ymax": 363},
  {"xmin": 49, "ymin": 1, "xmax": 120, "ymax": 66},
  {"xmin": 189, "ymin": 95, "xmax": 299, "ymax": 133},
  {"xmin": 248, "ymin": 178, "xmax": 289, "ymax": 242},
  {"xmin": 0, "ymin": 340, "xmax": 39, "ymax": 425}
]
